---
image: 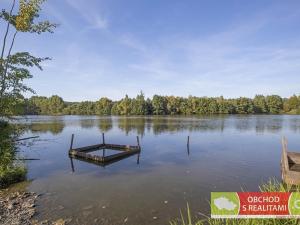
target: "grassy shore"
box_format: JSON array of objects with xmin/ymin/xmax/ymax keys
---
[
  {"xmin": 170, "ymin": 179, "xmax": 300, "ymax": 225},
  {"xmin": 0, "ymin": 121, "xmax": 27, "ymax": 188}
]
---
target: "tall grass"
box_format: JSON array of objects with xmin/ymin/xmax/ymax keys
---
[{"xmin": 170, "ymin": 179, "xmax": 300, "ymax": 225}]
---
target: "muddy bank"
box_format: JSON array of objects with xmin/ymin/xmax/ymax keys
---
[{"xmin": 0, "ymin": 190, "xmax": 70, "ymax": 225}]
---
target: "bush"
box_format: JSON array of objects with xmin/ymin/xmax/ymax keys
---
[
  {"xmin": 0, "ymin": 165, "xmax": 27, "ymax": 188},
  {"xmin": 0, "ymin": 120, "xmax": 27, "ymax": 188}
]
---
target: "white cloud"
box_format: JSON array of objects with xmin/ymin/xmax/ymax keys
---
[{"xmin": 65, "ymin": 0, "xmax": 108, "ymax": 30}]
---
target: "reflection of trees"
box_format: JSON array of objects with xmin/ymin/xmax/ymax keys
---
[
  {"xmin": 97, "ymin": 118, "xmax": 113, "ymax": 132},
  {"xmin": 23, "ymin": 115, "xmax": 293, "ymax": 136},
  {"xmin": 28, "ymin": 122, "xmax": 65, "ymax": 135},
  {"xmin": 80, "ymin": 119, "xmax": 96, "ymax": 129},
  {"xmin": 235, "ymin": 116, "xmax": 252, "ymax": 131},
  {"xmin": 289, "ymin": 118, "xmax": 300, "ymax": 132},
  {"xmin": 118, "ymin": 117, "xmax": 147, "ymax": 136},
  {"xmin": 234, "ymin": 116, "xmax": 283, "ymax": 133},
  {"xmin": 151, "ymin": 116, "xmax": 227, "ymax": 135},
  {"xmin": 255, "ymin": 116, "xmax": 283, "ymax": 133}
]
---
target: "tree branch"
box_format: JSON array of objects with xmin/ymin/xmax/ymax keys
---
[
  {"xmin": 1, "ymin": 31, "xmax": 18, "ymax": 98},
  {"xmin": 0, "ymin": 0, "xmax": 16, "ymax": 62}
]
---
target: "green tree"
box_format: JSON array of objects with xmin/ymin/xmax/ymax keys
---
[
  {"xmin": 131, "ymin": 91, "xmax": 147, "ymax": 115},
  {"xmin": 253, "ymin": 95, "xmax": 268, "ymax": 113},
  {"xmin": 217, "ymin": 96, "xmax": 235, "ymax": 114},
  {"xmin": 266, "ymin": 95, "xmax": 283, "ymax": 114},
  {"xmin": 152, "ymin": 95, "xmax": 167, "ymax": 115},
  {"xmin": 234, "ymin": 97, "xmax": 254, "ymax": 114},
  {"xmin": 95, "ymin": 97, "xmax": 112, "ymax": 115},
  {"xmin": 283, "ymin": 95, "xmax": 300, "ymax": 112},
  {"xmin": 0, "ymin": 0, "xmax": 57, "ymax": 117},
  {"xmin": 166, "ymin": 96, "xmax": 182, "ymax": 115},
  {"xmin": 48, "ymin": 95, "xmax": 64, "ymax": 114},
  {"xmin": 114, "ymin": 94, "xmax": 132, "ymax": 115}
]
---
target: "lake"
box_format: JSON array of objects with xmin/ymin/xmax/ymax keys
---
[{"xmin": 14, "ymin": 115, "xmax": 300, "ymax": 224}]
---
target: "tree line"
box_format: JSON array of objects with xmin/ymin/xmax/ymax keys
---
[{"xmin": 21, "ymin": 92, "xmax": 300, "ymax": 115}]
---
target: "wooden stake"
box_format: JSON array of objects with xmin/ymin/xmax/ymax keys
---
[
  {"xmin": 70, "ymin": 134, "xmax": 74, "ymax": 150},
  {"xmin": 102, "ymin": 133, "xmax": 105, "ymax": 144},
  {"xmin": 137, "ymin": 153, "xmax": 140, "ymax": 165},
  {"xmin": 187, "ymin": 136, "xmax": 190, "ymax": 146},
  {"xmin": 70, "ymin": 157, "xmax": 75, "ymax": 172},
  {"xmin": 136, "ymin": 136, "xmax": 140, "ymax": 148}
]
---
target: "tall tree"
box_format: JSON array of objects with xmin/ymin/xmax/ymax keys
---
[
  {"xmin": 266, "ymin": 95, "xmax": 283, "ymax": 114},
  {"xmin": 0, "ymin": 0, "xmax": 57, "ymax": 117},
  {"xmin": 95, "ymin": 97, "xmax": 112, "ymax": 115},
  {"xmin": 253, "ymin": 95, "xmax": 268, "ymax": 113},
  {"xmin": 152, "ymin": 95, "xmax": 167, "ymax": 115},
  {"xmin": 48, "ymin": 95, "xmax": 64, "ymax": 114}
]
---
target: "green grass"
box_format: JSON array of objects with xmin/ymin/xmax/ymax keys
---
[
  {"xmin": 0, "ymin": 165, "xmax": 27, "ymax": 189},
  {"xmin": 170, "ymin": 179, "xmax": 300, "ymax": 225},
  {"xmin": 0, "ymin": 120, "xmax": 27, "ymax": 188}
]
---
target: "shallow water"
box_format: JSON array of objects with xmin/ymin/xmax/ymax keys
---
[{"xmin": 15, "ymin": 115, "xmax": 300, "ymax": 224}]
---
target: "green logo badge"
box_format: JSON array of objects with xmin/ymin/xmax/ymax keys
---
[
  {"xmin": 289, "ymin": 192, "xmax": 300, "ymax": 215},
  {"xmin": 211, "ymin": 192, "xmax": 240, "ymax": 217}
]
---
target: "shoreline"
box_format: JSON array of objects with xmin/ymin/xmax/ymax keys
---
[{"xmin": 0, "ymin": 188, "xmax": 70, "ymax": 225}]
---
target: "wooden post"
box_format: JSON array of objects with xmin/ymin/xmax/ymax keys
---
[
  {"xmin": 137, "ymin": 153, "xmax": 140, "ymax": 165},
  {"xmin": 70, "ymin": 134, "xmax": 74, "ymax": 150},
  {"xmin": 102, "ymin": 133, "xmax": 105, "ymax": 144},
  {"xmin": 70, "ymin": 157, "xmax": 75, "ymax": 172},
  {"xmin": 187, "ymin": 136, "xmax": 190, "ymax": 155},
  {"xmin": 136, "ymin": 136, "xmax": 140, "ymax": 148}
]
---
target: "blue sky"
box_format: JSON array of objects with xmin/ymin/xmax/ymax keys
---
[{"xmin": 2, "ymin": 0, "xmax": 300, "ymax": 101}]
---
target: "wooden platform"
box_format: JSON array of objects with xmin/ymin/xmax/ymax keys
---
[
  {"xmin": 68, "ymin": 133, "xmax": 141, "ymax": 164},
  {"xmin": 281, "ymin": 137, "xmax": 300, "ymax": 185}
]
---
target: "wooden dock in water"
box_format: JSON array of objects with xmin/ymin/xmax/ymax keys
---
[
  {"xmin": 281, "ymin": 137, "xmax": 300, "ymax": 185},
  {"xmin": 69, "ymin": 133, "xmax": 141, "ymax": 164}
]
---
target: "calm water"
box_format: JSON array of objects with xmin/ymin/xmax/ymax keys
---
[{"xmin": 14, "ymin": 115, "xmax": 300, "ymax": 224}]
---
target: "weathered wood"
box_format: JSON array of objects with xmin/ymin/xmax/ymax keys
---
[
  {"xmin": 102, "ymin": 133, "xmax": 105, "ymax": 144},
  {"xmin": 281, "ymin": 137, "xmax": 289, "ymax": 173},
  {"xmin": 74, "ymin": 144, "xmax": 105, "ymax": 152},
  {"xmin": 70, "ymin": 151, "xmax": 139, "ymax": 167},
  {"xmin": 68, "ymin": 134, "xmax": 141, "ymax": 165},
  {"xmin": 281, "ymin": 137, "xmax": 300, "ymax": 185},
  {"xmin": 15, "ymin": 136, "xmax": 39, "ymax": 141},
  {"xmin": 14, "ymin": 158, "xmax": 40, "ymax": 160},
  {"xmin": 137, "ymin": 136, "xmax": 140, "ymax": 148},
  {"xmin": 104, "ymin": 149, "xmax": 140, "ymax": 162},
  {"xmin": 69, "ymin": 148, "xmax": 140, "ymax": 163},
  {"xmin": 187, "ymin": 136, "xmax": 190, "ymax": 146},
  {"xmin": 287, "ymin": 152, "xmax": 300, "ymax": 165},
  {"xmin": 70, "ymin": 134, "xmax": 74, "ymax": 150}
]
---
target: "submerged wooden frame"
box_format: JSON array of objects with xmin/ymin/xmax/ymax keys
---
[
  {"xmin": 68, "ymin": 133, "xmax": 141, "ymax": 164},
  {"xmin": 281, "ymin": 137, "xmax": 300, "ymax": 185}
]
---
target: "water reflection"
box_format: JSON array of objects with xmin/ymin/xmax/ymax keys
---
[
  {"xmin": 80, "ymin": 119, "xmax": 96, "ymax": 129},
  {"xmin": 118, "ymin": 117, "xmax": 147, "ymax": 136},
  {"xmin": 69, "ymin": 152, "xmax": 141, "ymax": 171},
  {"xmin": 16, "ymin": 115, "xmax": 300, "ymax": 225},
  {"xmin": 28, "ymin": 121, "xmax": 65, "ymax": 135},
  {"xmin": 97, "ymin": 118, "xmax": 113, "ymax": 132},
  {"xmin": 23, "ymin": 115, "xmax": 300, "ymax": 135}
]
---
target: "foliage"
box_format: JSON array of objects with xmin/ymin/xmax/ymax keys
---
[
  {"xmin": 265, "ymin": 95, "xmax": 283, "ymax": 114},
  {"xmin": 0, "ymin": 0, "xmax": 57, "ymax": 117},
  {"xmin": 21, "ymin": 93, "xmax": 300, "ymax": 116},
  {"xmin": 95, "ymin": 97, "xmax": 113, "ymax": 115},
  {"xmin": 0, "ymin": 121, "xmax": 26, "ymax": 188}
]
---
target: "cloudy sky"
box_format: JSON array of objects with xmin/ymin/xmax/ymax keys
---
[{"xmin": 2, "ymin": 0, "xmax": 300, "ymax": 101}]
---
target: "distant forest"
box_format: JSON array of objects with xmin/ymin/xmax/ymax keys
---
[{"xmin": 21, "ymin": 92, "xmax": 300, "ymax": 115}]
